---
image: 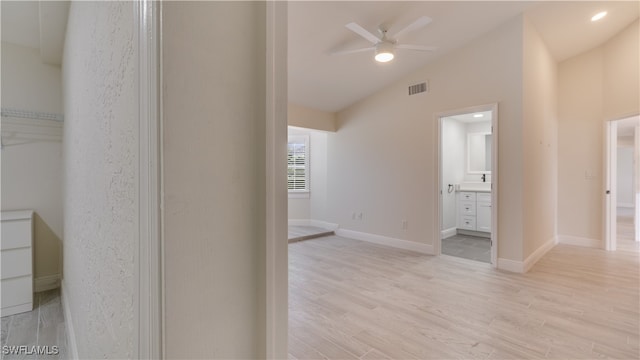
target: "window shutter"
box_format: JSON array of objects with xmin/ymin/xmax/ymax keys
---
[{"xmin": 287, "ymin": 136, "xmax": 309, "ymax": 192}]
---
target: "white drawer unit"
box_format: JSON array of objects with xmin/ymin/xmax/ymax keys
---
[
  {"xmin": 459, "ymin": 216, "xmax": 476, "ymax": 230},
  {"xmin": 1, "ymin": 210, "xmax": 34, "ymax": 317},
  {"xmin": 459, "ymin": 192, "xmax": 476, "ymax": 202},
  {"xmin": 459, "ymin": 201, "xmax": 476, "ymax": 216},
  {"xmin": 457, "ymin": 191, "xmax": 491, "ymax": 234}
]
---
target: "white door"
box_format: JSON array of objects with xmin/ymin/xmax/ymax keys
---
[{"xmin": 605, "ymin": 121, "xmax": 618, "ymax": 251}]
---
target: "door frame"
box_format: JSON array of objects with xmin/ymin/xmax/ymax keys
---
[
  {"xmin": 137, "ymin": 0, "xmax": 163, "ymax": 358},
  {"xmin": 137, "ymin": 2, "xmax": 290, "ymax": 358},
  {"xmin": 605, "ymin": 120, "xmax": 618, "ymax": 251},
  {"xmin": 605, "ymin": 114, "xmax": 640, "ymax": 251},
  {"xmin": 265, "ymin": 1, "xmax": 289, "ymax": 358},
  {"xmin": 435, "ymin": 103, "xmax": 499, "ymax": 267}
]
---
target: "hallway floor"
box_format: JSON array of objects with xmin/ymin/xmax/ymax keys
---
[
  {"xmin": 1, "ymin": 289, "xmax": 67, "ymax": 359},
  {"xmin": 618, "ymin": 207, "xmax": 639, "ymax": 253}
]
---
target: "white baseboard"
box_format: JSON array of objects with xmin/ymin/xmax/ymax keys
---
[
  {"xmin": 497, "ymin": 258, "xmax": 524, "ymax": 273},
  {"xmin": 441, "ymin": 227, "xmax": 457, "ymax": 239},
  {"xmin": 457, "ymin": 229, "xmax": 491, "ymax": 239},
  {"xmin": 498, "ymin": 237, "xmax": 560, "ymax": 273},
  {"xmin": 309, "ymin": 220, "xmax": 339, "ymax": 231},
  {"xmin": 288, "ymin": 219, "xmax": 310, "ymax": 226},
  {"xmin": 288, "ymin": 219, "xmax": 339, "ymax": 231},
  {"xmin": 61, "ymin": 280, "xmax": 79, "ymax": 360},
  {"xmin": 336, "ymin": 229, "xmax": 434, "ymax": 255},
  {"xmin": 618, "ymin": 203, "xmax": 634, "ymax": 208},
  {"xmin": 557, "ymin": 235, "xmax": 602, "ymax": 248},
  {"xmin": 523, "ymin": 237, "xmax": 557, "ymax": 273},
  {"xmin": 35, "ymin": 274, "xmax": 61, "ymax": 292}
]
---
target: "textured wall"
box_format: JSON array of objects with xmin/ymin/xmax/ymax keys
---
[
  {"xmin": 62, "ymin": 2, "xmax": 137, "ymax": 358},
  {"xmin": 1, "ymin": 42, "xmax": 63, "ymax": 280}
]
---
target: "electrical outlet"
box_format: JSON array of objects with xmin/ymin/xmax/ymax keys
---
[
  {"xmin": 358, "ymin": 212, "xmax": 363, "ymax": 221},
  {"xmin": 402, "ymin": 220, "xmax": 408, "ymax": 230}
]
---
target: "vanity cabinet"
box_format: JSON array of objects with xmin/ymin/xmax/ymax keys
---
[
  {"xmin": 457, "ymin": 191, "xmax": 491, "ymax": 234},
  {"xmin": 476, "ymin": 193, "xmax": 492, "ymax": 232}
]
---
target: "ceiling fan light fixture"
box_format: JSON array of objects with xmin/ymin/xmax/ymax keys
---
[{"xmin": 375, "ymin": 42, "xmax": 395, "ymax": 62}]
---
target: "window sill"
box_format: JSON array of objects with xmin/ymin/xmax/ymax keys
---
[{"xmin": 288, "ymin": 192, "xmax": 310, "ymax": 199}]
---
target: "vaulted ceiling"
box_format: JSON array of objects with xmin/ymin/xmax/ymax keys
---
[
  {"xmin": 289, "ymin": 1, "xmax": 639, "ymax": 112},
  {"xmin": 2, "ymin": 1, "xmax": 637, "ymax": 112}
]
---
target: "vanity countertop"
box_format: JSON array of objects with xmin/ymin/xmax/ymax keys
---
[{"xmin": 457, "ymin": 183, "xmax": 491, "ymax": 193}]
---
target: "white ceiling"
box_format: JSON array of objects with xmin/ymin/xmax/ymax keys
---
[
  {"xmin": 617, "ymin": 116, "xmax": 640, "ymax": 137},
  {"xmin": 289, "ymin": 1, "xmax": 639, "ymax": 113},
  {"xmin": 447, "ymin": 111, "xmax": 493, "ymax": 124},
  {"xmin": 2, "ymin": 1, "xmax": 636, "ymax": 109}
]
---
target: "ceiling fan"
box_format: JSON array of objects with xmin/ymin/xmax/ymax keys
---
[{"xmin": 332, "ymin": 16, "xmax": 437, "ymax": 63}]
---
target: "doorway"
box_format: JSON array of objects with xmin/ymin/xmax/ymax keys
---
[
  {"xmin": 605, "ymin": 115, "xmax": 640, "ymax": 252},
  {"xmin": 436, "ymin": 104, "xmax": 498, "ymax": 266}
]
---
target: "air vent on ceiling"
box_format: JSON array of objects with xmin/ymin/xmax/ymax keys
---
[{"xmin": 408, "ymin": 81, "xmax": 428, "ymax": 96}]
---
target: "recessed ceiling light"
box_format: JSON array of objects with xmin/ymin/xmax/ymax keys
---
[
  {"xmin": 473, "ymin": 114, "xmax": 483, "ymax": 118},
  {"xmin": 591, "ymin": 11, "xmax": 607, "ymax": 22}
]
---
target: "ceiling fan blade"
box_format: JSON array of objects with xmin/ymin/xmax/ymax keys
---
[
  {"xmin": 345, "ymin": 22, "xmax": 381, "ymax": 44},
  {"xmin": 392, "ymin": 16, "xmax": 433, "ymax": 40},
  {"xmin": 330, "ymin": 47, "xmax": 374, "ymax": 56},
  {"xmin": 396, "ymin": 44, "xmax": 437, "ymax": 52}
]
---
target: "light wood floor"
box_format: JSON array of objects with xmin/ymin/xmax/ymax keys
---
[
  {"xmin": 618, "ymin": 207, "xmax": 639, "ymax": 253},
  {"xmin": 289, "ymin": 236, "xmax": 639, "ymax": 359}
]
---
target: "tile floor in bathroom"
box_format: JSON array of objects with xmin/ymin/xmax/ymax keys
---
[{"xmin": 442, "ymin": 233, "xmax": 491, "ymax": 263}]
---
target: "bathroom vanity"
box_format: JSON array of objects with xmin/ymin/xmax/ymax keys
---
[{"xmin": 457, "ymin": 187, "xmax": 491, "ymax": 237}]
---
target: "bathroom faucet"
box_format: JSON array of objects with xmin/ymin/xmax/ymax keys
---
[{"xmin": 481, "ymin": 174, "xmax": 486, "ymax": 183}]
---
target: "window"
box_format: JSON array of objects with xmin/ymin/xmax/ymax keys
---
[{"xmin": 288, "ymin": 135, "xmax": 309, "ymax": 193}]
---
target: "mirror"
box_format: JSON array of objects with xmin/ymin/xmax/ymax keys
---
[{"xmin": 468, "ymin": 132, "xmax": 492, "ymax": 173}]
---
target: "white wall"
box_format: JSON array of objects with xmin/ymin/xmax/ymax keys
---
[
  {"xmin": 63, "ymin": 2, "xmax": 137, "ymax": 358},
  {"xmin": 441, "ymin": 118, "xmax": 465, "ymax": 231},
  {"xmin": 288, "ymin": 103, "xmax": 336, "ymax": 132},
  {"xmin": 287, "ymin": 127, "xmax": 328, "ymax": 221},
  {"xmin": 522, "ymin": 17, "xmax": 558, "ymax": 258},
  {"xmin": 558, "ymin": 20, "xmax": 639, "ymax": 244},
  {"xmin": 162, "ymin": 2, "xmax": 268, "ymax": 358},
  {"xmin": 604, "ymin": 20, "xmax": 640, "ymax": 121},
  {"xmin": 617, "ymin": 146, "xmax": 634, "ymax": 207},
  {"xmin": 1, "ymin": 42, "xmax": 63, "ymax": 282},
  {"xmin": 1, "ymin": 42, "xmax": 63, "ymax": 114},
  {"xmin": 324, "ymin": 16, "xmax": 525, "ymax": 261}
]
